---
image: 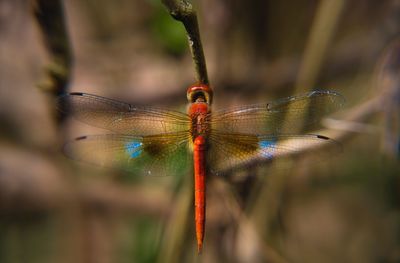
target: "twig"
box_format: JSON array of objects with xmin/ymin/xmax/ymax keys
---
[
  {"xmin": 210, "ymin": 180, "xmax": 288, "ymax": 263},
  {"xmin": 32, "ymin": 0, "xmax": 72, "ymax": 96},
  {"xmin": 377, "ymin": 39, "xmax": 400, "ymax": 158},
  {"xmin": 157, "ymin": 182, "xmax": 193, "ymax": 262},
  {"xmin": 294, "ymin": 0, "xmax": 346, "ymax": 92},
  {"xmin": 161, "ymin": 0, "xmax": 209, "ymax": 85}
]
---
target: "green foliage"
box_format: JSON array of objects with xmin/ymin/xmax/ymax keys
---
[
  {"xmin": 118, "ymin": 217, "xmax": 160, "ymax": 263},
  {"xmin": 148, "ymin": 0, "xmax": 188, "ymax": 56}
]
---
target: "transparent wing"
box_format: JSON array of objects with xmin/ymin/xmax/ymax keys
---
[
  {"xmin": 207, "ymin": 132, "xmax": 339, "ymax": 175},
  {"xmin": 210, "ymin": 91, "xmax": 344, "ymax": 135},
  {"xmin": 64, "ymin": 132, "xmax": 192, "ymax": 176},
  {"xmin": 58, "ymin": 93, "xmax": 190, "ymax": 135}
]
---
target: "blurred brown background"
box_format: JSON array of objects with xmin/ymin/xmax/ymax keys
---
[{"xmin": 0, "ymin": 0, "xmax": 399, "ymax": 262}]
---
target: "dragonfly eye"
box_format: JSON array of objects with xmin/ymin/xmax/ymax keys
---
[{"xmin": 187, "ymin": 84, "xmax": 213, "ymax": 104}]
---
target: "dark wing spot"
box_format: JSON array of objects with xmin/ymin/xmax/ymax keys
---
[{"xmin": 144, "ymin": 142, "xmax": 164, "ymax": 156}]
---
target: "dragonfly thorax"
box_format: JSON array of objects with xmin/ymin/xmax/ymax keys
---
[{"xmin": 188, "ymin": 102, "xmax": 210, "ymax": 141}]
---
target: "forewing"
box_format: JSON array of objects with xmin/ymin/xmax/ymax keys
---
[
  {"xmin": 210, "ymin": 91, "xmax": 344, "ymax": 135},
  {"xmin": 58, "ymin": 93, "xmax": 190, "ymax": 135},
  {"xmin": 64, "ymin": 133, "xmax": 191, "ymax": 177},
  {"xmin": 207, "ymin": 132, "xmax": 339, "ymax": 175}
]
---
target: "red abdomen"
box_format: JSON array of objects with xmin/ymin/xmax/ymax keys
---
[
  {"xmin": 193, "ymin": 135, "xmax": 206, "ymax": 253},
  {"xmin": 188, "ymin": 100, "xmax": 210, "ymax": 253}
]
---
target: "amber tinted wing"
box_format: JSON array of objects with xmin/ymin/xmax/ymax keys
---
[
  {"xmin": 58, "ymin": 93, "xmax": 190, "ymax": 135},
  {"xmin": 207, "ymin": 132, "xmax": 339, "ymax": 175},
  {"xmin": 210, "ymin": 91, "xmax": 344, "ymax": 135},
  {"xmin": 64, "ymin": 132, "xmax": 191, "ymax": 176}
]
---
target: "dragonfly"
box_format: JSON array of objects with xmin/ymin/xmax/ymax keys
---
[{"xmin": 58, "ymin": 84, "xmax": 344, "ymax": 253}]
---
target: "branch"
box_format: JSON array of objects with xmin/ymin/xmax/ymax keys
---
[
  {"xmin": 32, "ymin": 0, "xmax": 72, "ymax": 96},
  {"xmin": 161, "ymin": 0, "xmax": 209, "ymax": 85},
  {"xmin": 295, "ymin": 0, "xmax": 346, "ymax": 92},
  {"xmin": 208, "ymin": 180, "xmax": 289, "ymax": 263}
]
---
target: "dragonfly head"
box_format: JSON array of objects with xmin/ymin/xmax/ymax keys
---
[{"xmin": 187, "ymin": 84, "xmax": 213, "ymax": 104}]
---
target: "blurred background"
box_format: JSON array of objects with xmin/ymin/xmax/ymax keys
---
[{"xmin": 0, "ymin": 0, "xmax": 400, "ymax": 262}]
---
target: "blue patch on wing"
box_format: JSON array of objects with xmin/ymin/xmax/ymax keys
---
[
  {"xmin": 125, "ymin": 141, "xmax": 143, "ymax": 158},
  {"xmin": 259, "ymin": 139, "xmax": 277, "ymax": 159}
]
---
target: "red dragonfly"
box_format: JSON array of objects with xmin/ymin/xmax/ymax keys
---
[{"xmin": 59, "ymin": 84, "xmax": 343, "ymax": 253}]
